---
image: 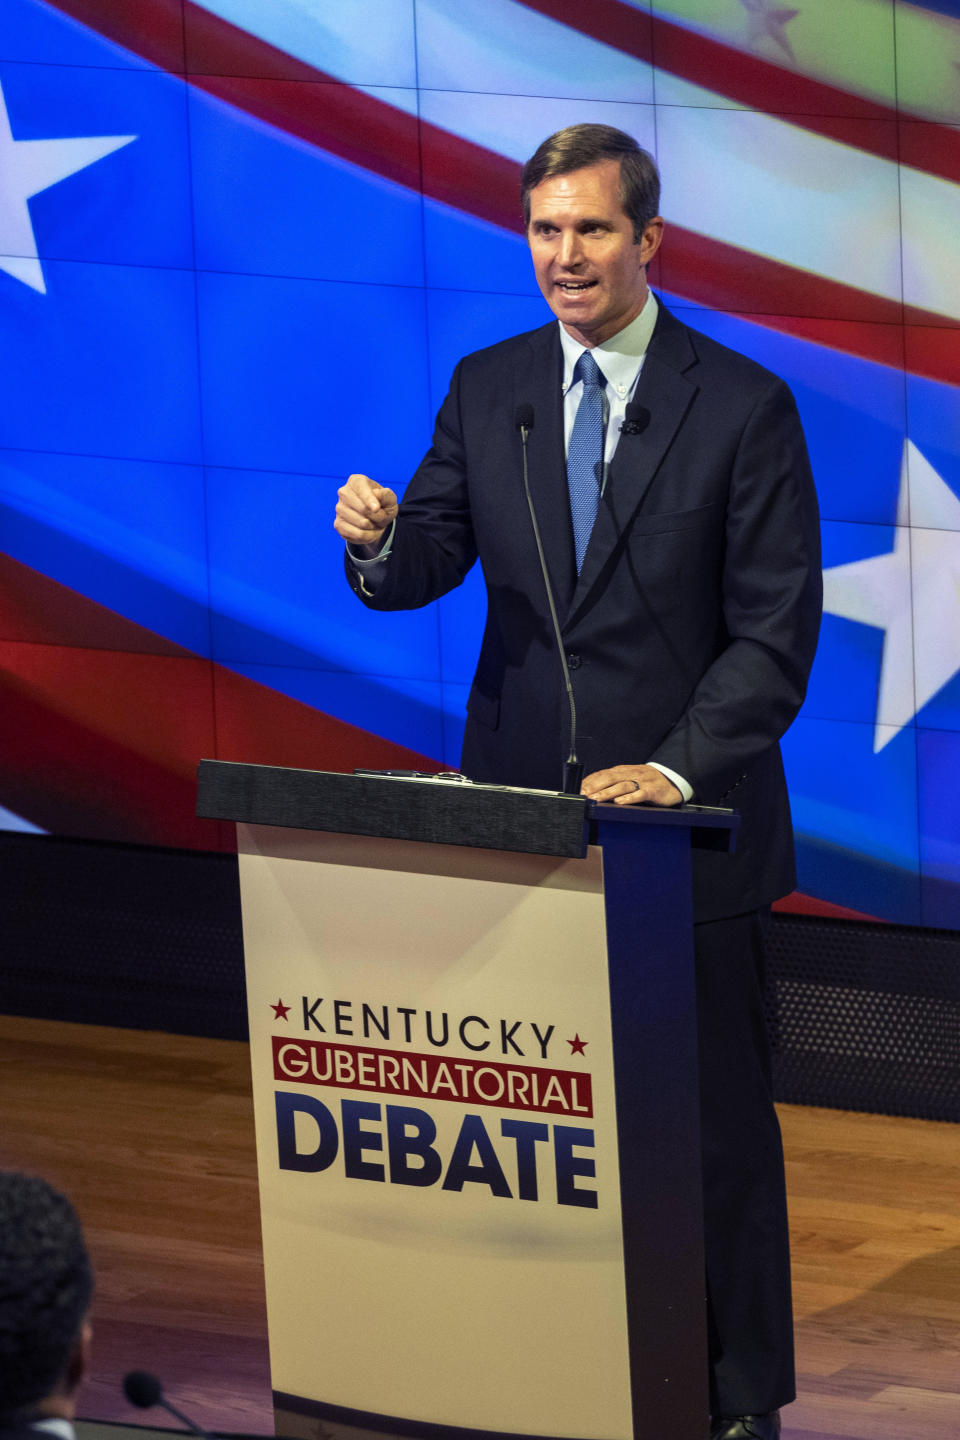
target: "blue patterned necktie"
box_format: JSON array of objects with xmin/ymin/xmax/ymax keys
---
[{"xmin": 567, "ymin": 350, "xmax": 606, "ymax": 572}]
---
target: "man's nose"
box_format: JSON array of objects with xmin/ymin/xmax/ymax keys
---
[{"xmin": 557, "ymin": 230, "xmax": 583, "ymax": 268}]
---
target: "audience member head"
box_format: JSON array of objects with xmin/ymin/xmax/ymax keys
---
[{"xmin": 0, "ymin": 1173, "xmax": 93, "ymax": 1423}]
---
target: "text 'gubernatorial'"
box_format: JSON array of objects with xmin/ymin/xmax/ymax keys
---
[{"xmin": 273, "ymin": 1037, "xmax": 593, "ymax": 1117}]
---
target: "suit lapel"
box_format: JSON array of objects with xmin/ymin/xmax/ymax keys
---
[
  {"xmin": 517, "ymin": 325, "xmax": 576, "ymax": 611},
  {"xmin": 568, "ymin": 303, "xmax": 698, "ymax": 621}
]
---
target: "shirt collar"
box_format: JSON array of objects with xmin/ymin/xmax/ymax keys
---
[
  {"xmin": 27, "ymin": 1422, "xmax": 74, "ymax": 1440},
  {"xmin": 559, "ymin": 290, "xmax": 659, "ymax": 401}
]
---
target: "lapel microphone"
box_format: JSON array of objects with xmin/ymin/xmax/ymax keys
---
[
  {"xmin": 514, "ymin": 403, "xmax": 583, "ymax": 797},
  {"xmin": 515, "ymin": 402, "xmax": 534, "ymax": 438},
  {"xmin": 620, "ymin": 399, "xmax": 651, "ymax": 436}
]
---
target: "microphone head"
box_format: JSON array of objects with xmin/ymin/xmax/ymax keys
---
[
  {"xmin": 514, "ymin": 403, "xmax": 534, "ymax": 431},
  {"xmin": 620, "ymin": 402, "xmax": 650, "ymax": 436},
  {"xmin": 124, "ymin": 1370, "xmax": 163, "ymax": 1408}
]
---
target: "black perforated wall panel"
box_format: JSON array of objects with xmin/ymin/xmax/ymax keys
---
[
  {"xmin": 1, "ymin": 833, "xmax": 247, "ymax": 1040},
  {"xmin": 767, "ymin": 912, "xmax": 960, "ymax": 1121}
]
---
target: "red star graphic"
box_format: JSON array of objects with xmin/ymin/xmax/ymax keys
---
[
  {"xmin": 271, "ymin": 999, "xmax": 291, "ymax": 1021},
  {"xmin": 568, "ymin": 1034, "xmax": 588, "ymax": 1055},
  {"xmin": 740, "ymin": 0, "xmax": 799, "ymax": 63}
]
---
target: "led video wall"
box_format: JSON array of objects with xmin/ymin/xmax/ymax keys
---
[{"xmin": 1, "ymin": 0, "xmax": 959, "ymax": 927}]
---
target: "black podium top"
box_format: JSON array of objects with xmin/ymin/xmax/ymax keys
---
[
  {"xmin": 197, "ymin": 760, "xmax": 591, "ymax": 857},
  {"xmin": 197, "ymin": 761, "xmax": 736, "ymax": 859}
]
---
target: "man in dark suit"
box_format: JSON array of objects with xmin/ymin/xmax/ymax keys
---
[
  {"xmin": 0, "ymin": 1173, "xmax": 93, "ymax": 1439},
  {"xmin": 336, "ymin": 125, "xmax": 821, "ymax": 1440}
]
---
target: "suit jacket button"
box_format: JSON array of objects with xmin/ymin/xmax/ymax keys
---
[{"xmin": 566, "ymin": 652, "xmax": 581, "ymax": 669}]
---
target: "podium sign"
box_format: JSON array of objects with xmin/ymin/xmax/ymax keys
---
[
  {"xmin": 197, "ymin": 762, "xmax": 737, "ymax": 1440},
  {"xmin": 240, "ymin": 825, "xmax": 633, "ymax": 1438}
]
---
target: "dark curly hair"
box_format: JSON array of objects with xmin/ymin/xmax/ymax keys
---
[{"xmin": 0, "ymin": 1173, "xmax": 93, "ymax": 1418}]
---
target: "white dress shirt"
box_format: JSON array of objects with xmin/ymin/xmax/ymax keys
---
[
  {"xmin": 29, "ymin": 1421, "xmax": 75, "ymax": 1440},
  {"xmin": 559, "ymin": 289, "xmax": 658, "ymax": 475}
]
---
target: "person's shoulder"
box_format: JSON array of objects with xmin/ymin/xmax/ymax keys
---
[
  {"xmin": 655, "ymin": 304, "xmax": 789, "ymax": 398},
  {"xmin": 456, "ymin": 320, "xmax": 558, "ymax": 377}
]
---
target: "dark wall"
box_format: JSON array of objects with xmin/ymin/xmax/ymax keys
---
[{"xmin": 2, "ymin": 832, "xmax": 246, "ymax": 1041}]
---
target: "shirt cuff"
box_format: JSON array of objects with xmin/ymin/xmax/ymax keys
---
[
  {"xmin": 347, "ymin": 519, "xmax": 395, "ymax": 566},
  {"xmin": 647, "ymin": 762, "xmax": 694, "ymax": 803},
  {"xmin": 347, "ymin": 522, "xmax": 395, "ymax": 594}
]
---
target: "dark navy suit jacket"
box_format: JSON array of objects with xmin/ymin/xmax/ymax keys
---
[{"xmin": 350, "ymin": 300, "xmax": 822, "ymax": 922}]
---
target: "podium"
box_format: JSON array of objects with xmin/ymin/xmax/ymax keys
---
[{"xmin": 197, "ymin": 761, "xmax": 737, "ymax": 1440}]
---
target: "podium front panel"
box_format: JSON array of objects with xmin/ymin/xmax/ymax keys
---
[{"xmin": 238, "ymin": 824, "xmax": 633, "ymax": 1440}]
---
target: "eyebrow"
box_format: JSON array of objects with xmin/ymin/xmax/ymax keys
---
[{"xmin": 530, "ymin": 216, "xmax": 612, "ymax": 230}]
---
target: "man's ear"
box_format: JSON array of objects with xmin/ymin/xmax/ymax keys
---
[
  {"xmin": 639, "ymin": 216, "xmax": 664, "ymax": 268},
  {"xmin": 65, "ymin": 1317, "xmax": 93, "ymax": 1396}
]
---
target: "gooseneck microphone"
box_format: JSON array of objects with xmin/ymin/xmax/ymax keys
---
[
  {"xmin": 123, "ymin": 1370, "xmax": 213, "ymax": 1439},
  {"xmin": 514, "ymin": 403, "xmax": 583, "ymax": 796}
]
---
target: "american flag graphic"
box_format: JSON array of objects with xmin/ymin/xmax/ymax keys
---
[{"xmin": 1, "ymin": 0, "xmax": 959, "ymax": 925}]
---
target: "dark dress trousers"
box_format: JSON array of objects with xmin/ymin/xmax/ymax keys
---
[{"xmin": 349, "ymin": 299, "xmax": 822, "ymax": 1415}]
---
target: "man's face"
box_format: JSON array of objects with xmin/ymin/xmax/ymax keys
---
[{"xmin": 527, "ymin": 158, "xmax": 663, "ymax": 347}]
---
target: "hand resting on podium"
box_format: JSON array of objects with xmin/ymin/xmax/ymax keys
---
[{"xmin": 582, "ymin": 762, "xmax": 683, "ymax": 807}]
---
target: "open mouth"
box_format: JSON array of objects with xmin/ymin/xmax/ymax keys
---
[{"xmin": 556, "ymin": 280, "xmax": 597, "ymax": 294}]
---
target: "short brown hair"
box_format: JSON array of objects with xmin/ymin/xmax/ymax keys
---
[{"xmin": 521, "ymin": 124, "xmax": 660, "ymax": 243}]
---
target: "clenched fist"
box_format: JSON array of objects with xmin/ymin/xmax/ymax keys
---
[{"xmin": 334, "ymin": 473, "xmax": 399, "ymax": 557}]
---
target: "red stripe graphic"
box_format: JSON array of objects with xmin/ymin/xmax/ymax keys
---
[
  {"xmin": 773, "ymin": 892, "xmax": 883, "ymax": 924},
  {"xmin": 195, "ymin": 70, "xmax": 423, "ymax": 193},
  {"xmin": 49, "ymin": 0, "xmax": 188, "ymax": 71},
  {"xmin": 0, "ymin": 557, "xmax": 444, "ymax": 849},
  {"xmin": 519, "ymin": 0, "xmax": 960, "ymax": 184}
]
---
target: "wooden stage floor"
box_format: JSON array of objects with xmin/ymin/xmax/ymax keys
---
[{"xmin": 1, "ymin": 1015, "xmax": 958, "ymax": 1440}]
